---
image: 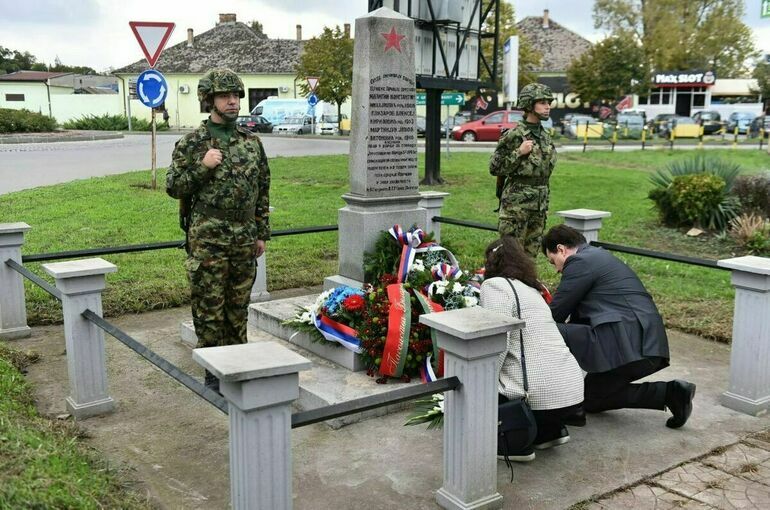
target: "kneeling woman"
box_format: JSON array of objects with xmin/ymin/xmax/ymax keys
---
[{"xmin": 481, "ymin": 236, "xmax": 584, "ymax": 462}]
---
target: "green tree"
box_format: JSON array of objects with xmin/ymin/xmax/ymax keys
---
[
  {"xmin": 566, "ymin": 34, "xmax": 647, "ymax": 103},
  {"xmin": 294, "ymin": 26, "xmax": 354, "ymax": 132},
  {"xmin": 0, "ymin": 46, "xmax": 40, "ymax": 74},
  {"xmin": 480, "ymin": 1, "xmax": 541, "ymax": 89},
  {"xmin": 249, "ymin": 20, "xmax": 266, "ymax": 38},
  {"xmin": 593, "ymin": 0, "xmax": 756, "ymax": 77},
  {"xmin": 751, "ymin": 59, "xmax": 770, "ymax": 112}
]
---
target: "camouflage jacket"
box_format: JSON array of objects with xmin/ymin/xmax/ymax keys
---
[
  {"xmin": 489, "ymin": 122, "xmax": 557, "ymax": 192},
  {"xmin": 167, "ymin": 120, "xmax": 271, "ymax": 246}
]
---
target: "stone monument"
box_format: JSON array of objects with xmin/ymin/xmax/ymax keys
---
[{"xmin": 325, "ymin": 7, "xmax": 427, "ymax": 289}]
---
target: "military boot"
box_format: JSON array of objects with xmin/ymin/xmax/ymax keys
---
[{"xmin": 204, "ymin": 369, "xmax": 222, "ymax": 396}]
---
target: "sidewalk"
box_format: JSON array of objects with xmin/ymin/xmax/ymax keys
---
[
  {"xmin": 12, "ymin": 296, "xmax": 770, "ymax": 509},
  {"xmin": 0, "ymin": 130, "xmax": 123, "ymax": 144}
]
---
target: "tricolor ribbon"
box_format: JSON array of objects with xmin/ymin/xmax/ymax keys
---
[
  {"xmin": 415, "ymin": 291, "xmax": 445, "ymax": 381},
  {"xmin": 312, "ymin": 311, "xmax": 363, "ymax": 353},
  {"xmin": 388, "ymin": 225, "xmax": 424, "ymax": 283},
  {"xmin": 380, "ymin": 283, "xmax": 411, "ymax": 377},
  {"xmin": 431, "ymin": 262, "xmax": 462, "ymax": 281}
]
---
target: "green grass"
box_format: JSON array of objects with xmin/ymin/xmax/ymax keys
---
[
  {"xmin": 1, "ymin": 149, "xmax": 767, "ymax": 341},
  {"xmin": 0, "ymin": 344, "xmax": 154, "ymax": 509}
]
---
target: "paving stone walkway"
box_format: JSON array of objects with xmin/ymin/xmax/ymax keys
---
[{"xmin": 584, "ymin": 432, "xmax": 770, "ymax": 509}]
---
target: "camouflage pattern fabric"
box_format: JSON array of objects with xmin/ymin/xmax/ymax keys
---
[
  {"xmin": 489, "ymin": 121, "xmax": 557, "ymax": 257},
  {"xmin": 517, "ymin": 83, "xmax": 554, "ymax": 113},
  {"xmin": 167, "ymin": 120, "xmax": 271, "ymax": 348},
  {"xmin": 197, "ymin": 68, "xmax": 245, "ymax": 104}
]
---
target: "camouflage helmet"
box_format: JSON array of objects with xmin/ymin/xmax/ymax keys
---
[
  {"xmin": 197, "ymin": 68, "xmax": 245, "ymax": 110},
  {"xmin": 517, "ymin": 83, "xmax": 553, "ymax": 112}
]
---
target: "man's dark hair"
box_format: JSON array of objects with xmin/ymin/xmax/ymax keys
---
[
  {"xmin": 541, "ymin": 225, "xmax": 587, "ymax": 255},
  {"xmin": 484, "ymin": 235, "xmax": 540, "ymax": 290}
]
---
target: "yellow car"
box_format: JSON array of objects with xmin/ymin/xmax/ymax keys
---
[{"xmin": 662, "ymin": 116, "xmax": 701, "ymax": 138}]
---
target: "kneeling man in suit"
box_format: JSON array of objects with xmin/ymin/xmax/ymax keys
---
[{"xmin": 542, "ymin": 224, "xmax": 696, "ymax": 428}]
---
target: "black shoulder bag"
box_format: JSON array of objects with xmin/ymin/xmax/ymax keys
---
[{"xmin": 497, "ymin": 279, "xmax": 538, "ymax": 474}]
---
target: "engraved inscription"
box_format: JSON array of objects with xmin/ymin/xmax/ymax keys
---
[{"xmin": 366, "ymin": 73, "xmax": 418, "ymax": 194}]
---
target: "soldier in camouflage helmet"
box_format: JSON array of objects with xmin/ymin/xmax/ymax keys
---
[
  {"xmin": 167, "ymin": 68, "xmax": 270, "ymax": 394},
  {"xmin": 489, "ymin": 82, "xmax": 556, "ymax": 257}
]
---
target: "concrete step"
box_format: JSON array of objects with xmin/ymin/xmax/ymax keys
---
[
  {"xmin": 248, "ymin": 295, "xmax": 366, "ymax": 372},
  {"xmin": 181, "ymin": 297, "xmax": 422, "ymax": 429}
]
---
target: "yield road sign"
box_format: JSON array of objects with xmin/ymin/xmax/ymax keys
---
[
  {"xmin": 307, "ymin": 76, "xmax": 319, "ymax": 92},
  {"xmin": 308, "ymin": 93, "xmax": 319, "ymax": 107},
  {"xmin": 136, "ymin": 69, "xmax": 168, "ymax": 108},
  {"xmin": 129, "ymin": 21, "xmax": 175, "ymax": 68}
]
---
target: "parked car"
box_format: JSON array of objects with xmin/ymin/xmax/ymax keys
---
[
  {"xmin": 440, "ymin": 116, "xmax": 463, "ymax": 137},
  {"xmin": 236, "ymin": 115, "xmax": 273, "ymax": 133},
  {"xmin": 649, "ymin": 113, "xmax": 676, "ymax": 134},
  {"xmin": 565, "ymin": 115, "xmax": 603, "ymax": 138},
  {"xmin": 451, "ymin": 110, "xmax": 524, "ymax": 142},
  {"xmin": 318, "ymin": 114, "xmax": 348, "ymax": 135},
  {"xmin": 726, "ymin": 112, "xmax": 756, "ymax": 135},
  {"xmin": 416, "ymin": 116, "xmax": 426, "ymax": 137},
  {"xmin": 273, "ymin": 115, "xmax": 314, "ymax": 135},
  {"xmin": 615, "ymin": 113, "xmax": 645, "ymax": 130},
  {"xmin": 691, "ymin": 110, "xmax": 723, "ymax": 135},
  {"xmin": 748, "ymin": 114, "xmax": 770, "ymax": 138},
  {"xmin": 659, "ymin": 116, "xmax": 700, "ymax": 138}
]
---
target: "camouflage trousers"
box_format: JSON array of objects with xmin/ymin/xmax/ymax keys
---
[
  {"xmin": 498, "ymin": 186, "xmax": 549, "ymax": 258},
  {"xmin": 184, "ymin": 239, "xmax": 257, "ymax": 348}
]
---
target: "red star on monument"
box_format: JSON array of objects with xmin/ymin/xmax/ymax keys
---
[{"xmin": 381, "ymin": 26, "xmax": 406, "ymax": 53}]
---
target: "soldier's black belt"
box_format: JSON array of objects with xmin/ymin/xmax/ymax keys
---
[
  {"xmin": 193, "ymin": 204, "xmax": 253, "ymax": 222},
  {"xmin": 511, "ymin": 177, "xmax": 549, "ymax": 186}
]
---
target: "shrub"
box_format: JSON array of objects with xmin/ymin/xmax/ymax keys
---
[
  {"xmin": 62, "ymin": 114, "xmax": 168, "ymax": 131},
  {"xmin": 732, "ymin": 173, "xmax": 770, "ymax": 218},
  {"xmin": 648, "ymin": 154, "xmax": 742, "ymax": 231},
  {"xmin": 730, "ymin": 213, "xmax": 770, "ymax": 255},
  {"xmin": 0, "ymin": 108, "xmax": 57, "ymax": 133},
  {"xmin": 649, "ymin": 153, "xmax": 742, "ymax": 191}
]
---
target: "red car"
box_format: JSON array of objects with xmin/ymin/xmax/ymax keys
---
[{"xmin": 452, "ymin": 110, "xmax": 524, "ymax": 141}]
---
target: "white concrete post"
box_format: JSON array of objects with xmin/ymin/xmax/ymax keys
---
[
  {"xmin": 193, "ymin": 342, "xmax": 311, "ymax": 510},
  {"xmin": 42, "ymin": 258, "xmax": 117, "ymax": 419},
  {"xmin": 419, "ymin": 191, "xmax": 450, "ymax": 242},
  {"xmin": 556, "ymin": 209, "xmax": 612, "ymax": 243},
  {"xmin": 717, "ymin": 256, "xmax": 770, "ymax": 416},
  {"xmin": 0, "ymin": 223, "xmax": 32, "ymax": 340},
  {"xmin": 420, "ymin": 306, "xmax": 521, "ymax": 510},
  {"xmin": 250, "ymin": 206, "xmax": 275, "ymax": 302}
]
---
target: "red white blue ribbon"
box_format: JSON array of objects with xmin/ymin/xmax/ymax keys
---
[
  {"xmin": 312, "ymin": 311, "xmax": 362, "ymax": 353},
  {"xmin": 431, "ymin": 262, "xmax": 462, "ymax": 281},
  {"xmin": 388, "ymin": 225, "xmax": 425, "ymax": 283}
]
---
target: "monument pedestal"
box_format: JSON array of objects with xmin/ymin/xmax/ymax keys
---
[{"xmin": 325, "ymin": 193, "xmax": 426, "ymax": 288}]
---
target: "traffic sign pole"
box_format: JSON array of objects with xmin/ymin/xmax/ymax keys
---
[{"xmin": 151, "ymin": 108, "xmax": 157, "ymax": 189}]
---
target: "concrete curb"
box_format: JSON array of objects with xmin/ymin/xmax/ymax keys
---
[{"xmin": 0, "ymin": 131, "xmax": 124, "ymax": 144}]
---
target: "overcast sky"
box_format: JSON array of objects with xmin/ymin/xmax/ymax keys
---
[{"xmin": 0, "ymin": 0, "xmax": 768, "ymax": 73}]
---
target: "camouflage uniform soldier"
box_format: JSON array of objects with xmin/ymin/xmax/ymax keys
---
[
  {"xmin": 166, "ymin": 69, "xmax": 271, "ymax": 393},
  {"xmin": 489, "ymin": 83, "xmax": 556, "ymax": 257}
]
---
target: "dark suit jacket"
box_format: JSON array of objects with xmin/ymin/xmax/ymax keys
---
[{"xmin": 549, "ymin": 244, "xmax": 670, "ymax": 374}]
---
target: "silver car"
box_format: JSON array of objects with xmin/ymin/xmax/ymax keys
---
[{"xmin": 273, "ymin": 115, "xmax": 314, "ymax": 135}]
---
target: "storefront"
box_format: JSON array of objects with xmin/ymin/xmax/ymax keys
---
[{"xmin": 635, "ymin": 70, "xmax": 763, "ymax": 118}]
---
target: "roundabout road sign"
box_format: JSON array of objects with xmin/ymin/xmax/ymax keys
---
[
  {"xmin": 137, "ymin": 69, "xmax": 168, "ymax": 108},
  {"xmin": 308, "ymin": 93, "xmax": 319, "ymax": 107}
]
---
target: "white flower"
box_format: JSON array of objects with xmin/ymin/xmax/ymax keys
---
[
  {"xmin": 435, "ymin": 280, "xmax": 448, "ymax": 288},
  {"xmin": 409, "ymin": 259, "xmax": 425, "ymax": 273},
  {"xmin": 463, "ymin": 296, "xmax": 478, "ymax": 307},
  {"xmin": 452, "ymin": 282, "xmax": 464, "ymax": 293},
  {"xmin": 299, "ymin": 311, "xmax": 312, "ymax": 324},
  {"xmin": 312, "ymin": 289, "xmax": 332, "ymax": 313},
  {"xmin": 435, "ymin": 286, "xmax": 446, "ymax": 295}
]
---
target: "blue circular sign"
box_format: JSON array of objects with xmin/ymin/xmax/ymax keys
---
[
  {"xmin": 307, "ymin": 93, "xmax": 319, "ymax": 107},
  {"xmin": 136, "ymin": 69, "xmax": 168, "ymax": 108}
]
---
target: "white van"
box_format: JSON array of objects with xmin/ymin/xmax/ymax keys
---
[{"xmin": 251, "ymin": 98, "xmax": 334, "ymax": 127}]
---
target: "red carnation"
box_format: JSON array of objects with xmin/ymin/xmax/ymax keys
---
[{"xmin": 343, "ymin": 294, "xmax": 366, "ymax": 312}]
